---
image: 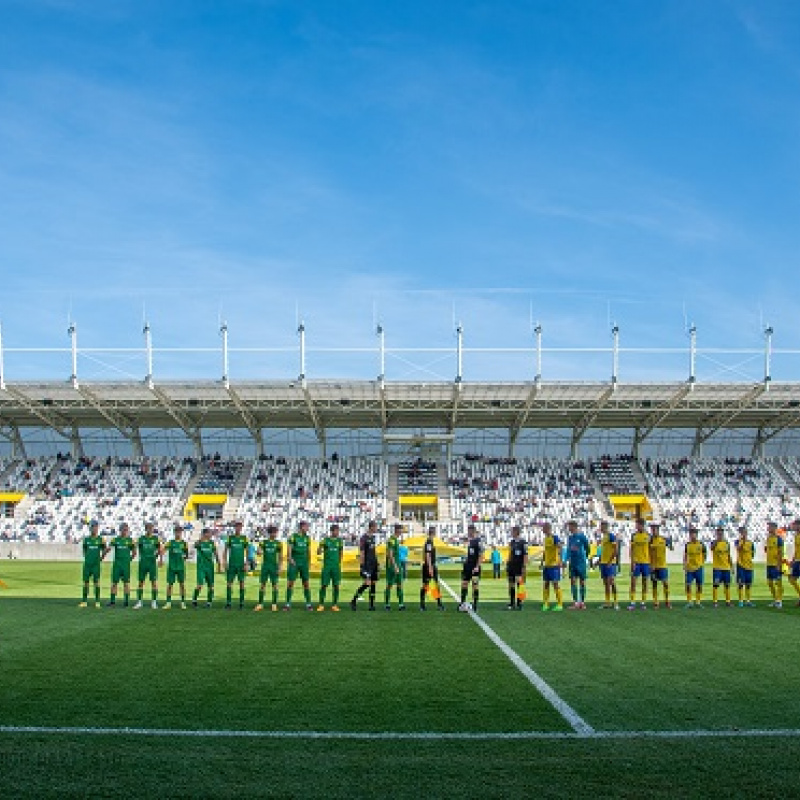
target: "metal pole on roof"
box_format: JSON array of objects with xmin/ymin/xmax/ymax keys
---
[
  {"xmin": 220, "ymin": 321, "xmax": 229, "ymax": 387},
  {"xmin": 534, "ymin": 323, "xmax": 542, "ymax": 382},
  {"xmin": 0, "ymin": 320, "xmax": 5, "ymax": 390},
  {"xmin": 764, "ymin": 326, "xmax": 773, "ymax": 388},
  {"xmin": 298, "ymin": 321, "xmax": 306, "ymax": 382},
  {"xmin": 143, "ymin": 321, "xmax": 153, "ymax": 388},
  {"xmin": 455, "ymin": 322, "xmax": 463, "ymax": 383},
  {"xmin": 611, "ymin": 325, "xmax": 619, "ymax": 385},
  {"xmin": 68, "ymin": 321, "xmax": 78, "ymax": 387},
  {"xmin": 689, "ymin": 324, "xmax": 697, "ymax": 385},
  {"xmin": 377, "ymin": 323, "xmax": 385, "ymax": 385}
]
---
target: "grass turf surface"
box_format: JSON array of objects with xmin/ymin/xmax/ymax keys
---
[{"xmin": 2, "ymin": 561, "xmax": 800, "ymax": 798}]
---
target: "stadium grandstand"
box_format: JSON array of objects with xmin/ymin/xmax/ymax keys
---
[{"xmin": 2, "ymin": 324, "xmax": 800, "ymax": 555}]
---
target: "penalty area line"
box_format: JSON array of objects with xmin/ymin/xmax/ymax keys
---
[
  {"xmin": 2, "ymin": 726, "xmax": 800, "ymax": 741},
  {"xmin": 440, "ymin": 579, "xmax": 595, "ymax": 736}
]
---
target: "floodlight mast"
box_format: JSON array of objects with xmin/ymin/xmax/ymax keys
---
[
  {"xmin": 144, "ymin": 321, "xmax": 153, "ymax": 388},
  {"xmin": 689, "ymin": 324, "xmax": 697, "ymax": 385},
  {"xmin": 68, "ymin": 322, "xmax": 78, "ymax": 387},
  {"xmin": 220, "ymin": 321, "xmax": 229, "ymax": 388},
  {"xmin": 764, "ymin": 326, "xmax": 773, "ymax": 388},
  {"xmin": 534, "ymin": 323, "xmax": 542, "ymax": 383}
]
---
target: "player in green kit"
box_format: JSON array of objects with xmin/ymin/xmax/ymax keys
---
[
  {"xmin": 285, "ymin": 520, "xmax": 313, "ymax": 610},
  {"xmin": 163, "ymin": 523, "xmax": 189, "ymax": 609},
  {"xmin": 317, "ymin": 523, "xmax": 344, "ymax": 612},
  {"xmin": 384, "ymin": 523, "xmax": 406, "ymax": 610},
  {"xmin": 254, "ymin": 525, "xmax": 283, "ymax": 612},
  {"xmin": 225, "ymin": 520, "xmax": 249, "ymax": 610},
  {"xmin": 193, "ymin": 528, "xmax": 221, "ymax": 607},
  {"xmin": 79, "ymin": 521, "xmax": 107, "ymax": 608},
  {"xmin": 107, "ymin": 522, "xmax": 135, "ymax": 607},
  {"xmin": 134, "ymin": 522, "xmax": 163, "ymax": 609}
]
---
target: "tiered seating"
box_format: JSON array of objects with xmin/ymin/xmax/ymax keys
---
[
  {"xmin": 238, "ymin": 456, "xmax": 388, "ymax": 540},
  {"xmin": 642, "ymin": 457, "xmax": 800, "ymax": 544},
  {"xmin": 397, "ymin": 458, "xmax": 438, "ymax": 495},
  {"xmin": 194, "ymin": 456, "xmax": 247, "ymax": 493},
  {"xmin": 590, "ymin": 454, "xmax": 641, "ymax": 494},
  {"xmin": 4, "ymin": 456, "xmax": 194, "ymax": 543},
  {"xmin": 448, "ymin": 456, "xmax": 601, "ymax": 544}
]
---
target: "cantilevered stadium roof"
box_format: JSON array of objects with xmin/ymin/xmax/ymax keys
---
[{"xmin": 1, "ymin": 380, "xmax": 799, "ymax": 444}]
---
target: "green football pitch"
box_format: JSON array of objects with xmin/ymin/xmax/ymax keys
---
[{"xmin": 2, "ymin": 561, "xmax": 800, "ymax": 798}]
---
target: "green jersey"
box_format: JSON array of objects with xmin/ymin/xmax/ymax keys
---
[
  {"xmin": 83, "ymin": 535, "xmax": 105, "ymax": 566},
  {"xmin": 110, "ymin": 535, "xmax": 135, "ymax": 565},
  {"xmin": 138, "ymin": 534, "xmax": 161, "ymax": 562},
  {"xmin": 195, "ymin": 539, "xmax": 218, "ymax": 570},
  {"xmin": 166, "ymin": 539, "xmax": 189, "ymax": 570},
  {"xmin": 288, "ymin": 532, "xmax": 311, "ymax": 563},
  {"xmin": 260, "ymin": 538, "xmax": 283, "ymax": 569},
  {"xmin": 320, "ymin": 536, "xmax": 343, "ymax": 567},
  {"xmin": 385, "ymin": 535, "xmax": 401, "ymax": 569},
  {"xmin": 227, "ymin": 534, "xmax": 249, "ymax": 569}
]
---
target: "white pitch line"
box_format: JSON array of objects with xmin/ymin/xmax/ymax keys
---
[
  {"xmin": 440, "ymin": 579, "xmax": 595, "ymax": 737},
  {"xmin": 2, "ymin": 725, "xmax": 800, "ymax": 741}
]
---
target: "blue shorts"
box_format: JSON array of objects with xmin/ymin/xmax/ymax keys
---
[
  {"xmin": 632, "ymin": 563, "xmax": 651, "ymax": 578},
  {"xmin": 736, "ymin": 566, "xmax": 753, "ymax": 586},
  {"xmin": 766, "ymin": 566, "xmax": 782, "ymax": 581},
  {"xmin": 542, "ymin": 566, "xmax": 561, "ymax": 583},
  {"xmin": 569, "ymin": 564, "xmax": 587, "ymax": 580},
  {"xmin": 651, "ymin": 568, "xmax": 669, "ymax": 582},
  {"xmin": 685, "ymin": 568, "xmax": 704, "ymax": 587},
  {"xmin": 712, "ymin": 569, "xmax": 731, "ymax": 586},
  {"xmin": 600, "ymin": 564, "xmax": 617, "ymax": 580},
  {"xmin": 792, "ymin": 562, "xmax": 800, "ymax": 579}
]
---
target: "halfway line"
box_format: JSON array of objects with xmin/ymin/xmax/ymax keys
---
[{"xmin": 440, "ymin": 579, "xmax": 594, "ymax": 737}]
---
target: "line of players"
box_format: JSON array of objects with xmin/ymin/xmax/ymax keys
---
[
  {"xmin": 79, "ymin": 519, "xmax": 448, "ymax": 612},
  {"xmin": 79, "ymin": 516, "xmax": 800, "ymax": 612}
]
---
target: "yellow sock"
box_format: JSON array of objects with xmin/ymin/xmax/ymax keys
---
[
  {"xmin": 792, "ymin": 579, "xmax": 800, "ymax": 598},
  {"xmin": 686, "ymin": 589, "xmax": 692, "ymax": 603},
  {"xmin": 777, "ymin": 581, "xmax": 783, "ymax": 602},
  {"xmin": 543, "ymin": 585, "xmax": 550, "ymax": 604},
  {"xmin": 696, "ymin": 590, "xmax": 702, "ymax": 604},
  {"xmin": 652, "ymin": 584, "xmax": 658, "ymax": 603},
  {"xmin": 713, "ymin": 587, "xmax": 718, "ymax": 603},
  {"xmin": 745, "ymin": 585, "xmax": 751, "ymax": 601},
  {"xmin": 555, "ymin": 586, "xmax": 563, "ymax": 606},
  {"xmin": 768, "ymin": 580, "xmax": 776, "ymax": 600},
  {"xmin": 725, "ymin": 586, "xmax": 730, "ymax": 603},
  {"xmin": 604, "ymin": 587, "xmax": 610, "ymax": 604},
  {"xmin": 664, "ymin": 586, "xmax": 669, "ymax": 603},
  {"xmin": 630, "ymin": 586, "xmax": 635, "ymax": 604},
  {"xmin": 641, "ymin": 586, "xmax": 647, "ymax": 604},
  {"xmin": 738, "ymin": 585, "xmax": 743, "ymax": 602}
]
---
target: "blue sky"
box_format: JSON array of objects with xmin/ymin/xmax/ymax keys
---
[{"xmin": 1, "ymin": 0, "xmax": 799, "ymax": 383}]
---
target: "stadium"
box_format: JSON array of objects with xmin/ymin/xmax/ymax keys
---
[{"xmin": 3, "ymin": 323, "xmax": 800, "ymax": 797}]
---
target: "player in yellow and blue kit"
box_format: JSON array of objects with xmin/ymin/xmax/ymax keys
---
[
  {"xmin": 541, "ymin": 522, "xmax": 564, "ymax": 612},
  {"xmin": 786, "ymin": 519, "xmax": 800, "ymax": 606},
  {"xmin": 765, "ymin": 521, "xmax": 784, "ymax": 609},
  {"xmin": 598, "ymin": 521, "xmax": 619, "ymax": 609},
  {"xmin": 711, "ymin": 526, "xmax": 733, "ymax": 607},
  {"xmin": 628, "ymin": 518, "xmax": 651, "ymax": 610},
  {"xmin": 735, "ymin": 526, "xmax": 755, "ymax": 607},
  {"xmin": 684, "ymin": 527, "xmax": 707, "ymax": 608},
  {"xmin": 649, "ymin": 523, "xmax": 671, "ymax": 609}
]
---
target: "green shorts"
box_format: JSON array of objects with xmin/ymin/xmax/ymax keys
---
[
  {"xmin": 167, "ymin": 567, "xmax": 185, "ymax": 585},
  {"xmin": 82, "ymin": 563, "xmax": 101, "ymax": 583},
  {"xmin": 321, "ymin": 564, "xmax": 341, "ymax": 588},
  {"xmin": 385, "ymin": 567, "xmax": 403, "ymax": 587},
  {"xmin": 111, "ymin": 562, "xmax": 131, "ymax": 584},
  {"xmin": 138, "ymin": 561, "xmax": 158, "ymax": 583},
  {"xmin": 227, "ymin": 564, "xmax": 247, "ymax": 583},
  {"xmin": 287, "ymin": 561, "xmax": 309, "ymax": 583},
  {"xmin": 197, "ymin": 565, "xmax": 215, "ymax": 588},
  {"xmin": 260, "ymin": 566, "xmax": 280, "ymax": 586}
]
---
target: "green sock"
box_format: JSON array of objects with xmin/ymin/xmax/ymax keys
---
[
  {"xmin": 272, "ymin": 586, "xmax": 278, "ymax": 605},
  {"xmin": 208, "ymin": 588, "xmax": 214, "ymax": 603},
  {"xmin": 580, "ymin": 583, "xmax": 586, "ymax": 603},
  {"xmin": 385, "ymin": 587, "xmax": 390, "ymax": 605},
  {"xmin": 82, "ymin": 585, "xmax": 88, "ymax": 601},
  {"xmin": 193, "ymin": 588, "xmax": 200, "ymax": 602},
  {"xmin": 123, "ymin": 593, "xmax": 129, "ymax": 606},
  {"xmin": 571, "ymin": 584, "xmax": 578, "ymax": 602},
  {"xmin": 239, "ymin": 586, "xmax": 245, "ymax": 607},
  {"xmin": 398, "ymin": 586, "xmax": 404, "ymax": 604},
  {"xmin": 226, "ymin": 587, "xmax": 232, "ymax": 605},
  {"xmin": 286, "ymin": 587, "xmax": 293, "ymax": 605},
  {"xmin": 332, "ymin": 585, "xmax": 339, "ymax": 605},
  {"xmin": 152, "ymin": 589, "xmax": 157, "ymax": 602},
  {"xmin": 137, "ymin": 588, "xmax": 143, "ymax": 601},
  {"xmin": 319, "ymin": 587, "xmax": 326, "ymax": 605},
  {"xmin": 94, "ymin": 585, "xmax": 100, "ymax": 602},
  {"xmin": 258, "ymin": 588, "xmax": 265, "ymax": 605},
  {"xmin": 304, "ymin": 586, "xmax": 311, "ymax": 604}
]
